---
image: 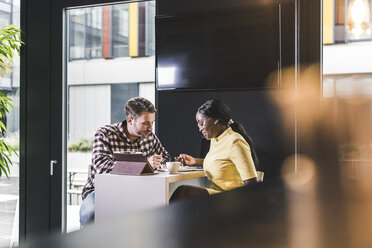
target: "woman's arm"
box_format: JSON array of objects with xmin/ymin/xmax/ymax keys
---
[
  {"xmin": 176, "ymin": 154, "xmax": 204, "ymax": 166},
  {"xmin": 193, "ymin": 158, "xmax": 204, "ymax": 166},
  {"xmin": 230, "ymin": 139, "xmax": 258, "ymax": 185}
]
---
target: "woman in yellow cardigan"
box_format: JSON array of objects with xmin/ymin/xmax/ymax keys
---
[{"xmin": 170, "ymin": 100, "xmax": 258, "ymax": 202}]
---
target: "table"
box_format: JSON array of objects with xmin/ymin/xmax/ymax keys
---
[{"xmin": 95, "ymin": 170, "xmax": 207, "ymax": 223}]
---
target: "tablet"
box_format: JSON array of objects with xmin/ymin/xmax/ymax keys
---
[
  {"xmin": 113, "ymin": 151, "xmax": 147, "ymax": 163},
  {"xmin": 111, "ymin": 152, "xmax": 155, "ymax": 175}
]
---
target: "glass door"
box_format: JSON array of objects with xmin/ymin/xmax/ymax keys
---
[
  {"xmin": 323, "ymin": 0, "xmax": 372, "ymax": 181},
  {"xmin": 63, "ymin": 1, "xmax": 156, "ymax": 232}
]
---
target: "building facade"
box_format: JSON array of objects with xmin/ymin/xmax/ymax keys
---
[{"xmin": 67, "ymin": 2, "xmax": 156, "ymax": 142}]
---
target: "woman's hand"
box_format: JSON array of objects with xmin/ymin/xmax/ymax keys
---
[
  {"xmin": 176, "ymin": 154, "xmax": 204, "ymax": 166},
  {"xmin": 176, "ymin": 154, "xmax": 196, "ymax": 166}
]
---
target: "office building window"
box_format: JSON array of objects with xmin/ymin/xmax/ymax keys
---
[
  {"xmin": 0, "ymin": 10, "xmax": 10, "ymax": 27},
  {"xmin": 69, "ymin": 7, "xmax": 103, "ymax": 60},
  {"xmin": 68, "ymin": 2, "xmax": 154, "ymax": 60},
  {"xmin": 145, "ymin": 1, "xmax": 155, "ymax": 56},
  {"xmin": 69, "ymin": 9, "xmax": 85, "ymax": 59},
  {"xmin": 111, "ymin": 4, "xmax": 129, "ymax": 58},
  {"xmin": 111, "ymin": 83, "xmax": 139, "ymax": 123},
  {"xmin": 86, "ymin": 7, "xmax": 103, "ymax": 58}
]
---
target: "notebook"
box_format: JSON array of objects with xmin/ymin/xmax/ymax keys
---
[
  {"xmin": 110, "ymin": 152, "xmax": 155, "ymax": 176},
  {"xmin": 178, "ymin": 166, "xmax": 198, "ymax": 172}
]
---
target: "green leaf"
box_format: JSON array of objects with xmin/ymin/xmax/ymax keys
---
[
  {"xmin": 3, "ymin": 152, "xmax": 11, "ymax": 164},
  {"xmin": 0, "ymin": 158, "xmax": 9, "ymax": 177},
  {"xmin": 0, "ymin": 121, "xmax": 7, "ymax": 132}
]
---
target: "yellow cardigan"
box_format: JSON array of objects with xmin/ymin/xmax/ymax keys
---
[{"xmin": 203, "ymin": 127, "xmax": 257, "ymax": 194}]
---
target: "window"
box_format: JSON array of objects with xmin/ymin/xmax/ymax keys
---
[
  {"xmin": 111, "ymin": 4, "xmax": 129, "ymax": 57},
  {"xmin": 145, "ymin": 2, "xmax": 155, "ymax": 56},
  {"xmin": 0, "ymin": 10, "xmax": 10, "ymax": 27},
  {"xmin": 69, "ymin": 7, "xmax": 103, "ymax": 60},
  {"xmin": 323, "ymin": 1, "xmax": 372, "ymax": 198},
  {"xmin": 325, "ymin": 0, "xmax": 372, "ymax": 43},
  {"xmin": 85, "ymin": 7, "xmax": 103, "ymax": 58},
  {"xmin": 68, "ymin": 2, "xmax": 155, "ymax": 60},
  {"xmin": 65, "ymin": 2, "xmax": 155, "ymax": 232}
]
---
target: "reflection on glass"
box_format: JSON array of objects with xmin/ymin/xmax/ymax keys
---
[
  {"xmin": 324, "ymin": 75, "xmax": 372, "ymax": 160},
  {"xmin": 346, "ymin": 0, "xmax": 371, "ymax": 40}
]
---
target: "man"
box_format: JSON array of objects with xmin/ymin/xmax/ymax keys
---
[{"xmin": 80, "ymin": 97, "xmax": 171, "ymax": 226}]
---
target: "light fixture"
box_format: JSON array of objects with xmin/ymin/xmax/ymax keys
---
[
  {"xmin": 157, "ymin": 66, "xmax": 177, "ymax": 86},
  {"xmin": 346, "ymin": 0, "xmax": 371, "ymax": 39}
]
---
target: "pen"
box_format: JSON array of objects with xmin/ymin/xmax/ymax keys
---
[{"xmin": 175, "ymin": 156, "xmax": 185, "ymax": 166}]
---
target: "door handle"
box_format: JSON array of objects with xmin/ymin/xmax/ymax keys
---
[{"xmin": 50, "ymin": 160, "xmax": 57, "ymax": 176}]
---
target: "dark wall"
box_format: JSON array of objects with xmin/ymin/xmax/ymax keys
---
[
  {"xmin": 157, "ymin": 90, "xmax": 294, "ymax": 179},
  {"xmin": 156, "ymin": 0, "xmax": 295, "ymax": 179},
  {"xmin": 157, "ymin": 0, "xmax": 293, "ymax": 15}
]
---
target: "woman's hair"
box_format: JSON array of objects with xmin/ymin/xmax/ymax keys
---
[{"xmin": 197, "ymin": 100, "xmax": 259, "ymax": 167}]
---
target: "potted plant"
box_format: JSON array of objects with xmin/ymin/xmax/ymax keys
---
[{"xmin": 0, "ymin": 25, "xmax": 22, "ymax": 177}]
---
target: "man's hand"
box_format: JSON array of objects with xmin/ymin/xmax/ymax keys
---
[{"xmin": 148, "ymin": 154, "xmax": 163, "ymax": 169}]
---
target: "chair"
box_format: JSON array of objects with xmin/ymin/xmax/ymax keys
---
[
  {"xmin": 67, "ymin": 166, "xmax": 90, "ymax": 205},
  {"xmin": 67, "ymin": 189, "xmax": 83, "ymax": 205},
  {"xmin": 257, "ymin": 171, "xmax": 264, "ymax": 182}
]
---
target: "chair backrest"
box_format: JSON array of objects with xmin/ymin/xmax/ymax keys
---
[{"xmin": 257, "ymin": 171, "xmax": 264, "ymax": 182}]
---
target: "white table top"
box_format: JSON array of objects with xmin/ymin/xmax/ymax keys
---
[{"xmin": 99, "ymin": 170, "xmax": 206, "ymax": 183}]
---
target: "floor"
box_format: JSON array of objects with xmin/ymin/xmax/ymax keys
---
[
  {"xmin": 0, "ymin": 153, "xmax": 86, "ymax": 247},
  {"xmin": 67, "ymin": 205, "xmax": 81, "ymax": 233},
  {"xmin": 0, "ymin": 177, "xmax": 18, "ymax": 248},
  {"xmin": 0, "ymin": 176, "xmax": 82, "ymax": 247}
]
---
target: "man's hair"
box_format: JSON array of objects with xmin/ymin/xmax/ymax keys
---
[{"xmin": 124, "ymin": 97, "xmax": 156, "ymax": 117}]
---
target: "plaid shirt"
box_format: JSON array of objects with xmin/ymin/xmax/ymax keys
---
[{"xmin": 82, "ymin": 121, "xmax": 171, "ymax": 199}]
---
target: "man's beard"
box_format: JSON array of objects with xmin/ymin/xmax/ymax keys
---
[{"xmin": 134, "ymin": 128, "xmax": 151, "ymax": 138}]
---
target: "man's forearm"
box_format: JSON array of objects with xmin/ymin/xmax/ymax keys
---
[
  {"xmin": 93, "ymin": 156, "xmax": 115, "ymax": 174},
  {"xmin": 162, "ymin": 152, "xmax": 171, "ymax": 163}
]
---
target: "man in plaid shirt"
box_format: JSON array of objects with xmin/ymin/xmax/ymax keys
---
[{"xmin": 80, "ymin": 97, "xmax": 171, "ymax": 226}]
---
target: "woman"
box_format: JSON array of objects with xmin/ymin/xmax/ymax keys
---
[{"xmin": 170, "ymin": 100, "xmax": 258, "ymax": 202}]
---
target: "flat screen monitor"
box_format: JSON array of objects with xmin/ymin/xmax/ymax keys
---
[{"xmin": 156, "ymin": 4, "xmax": 281, "ymax": 90}]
